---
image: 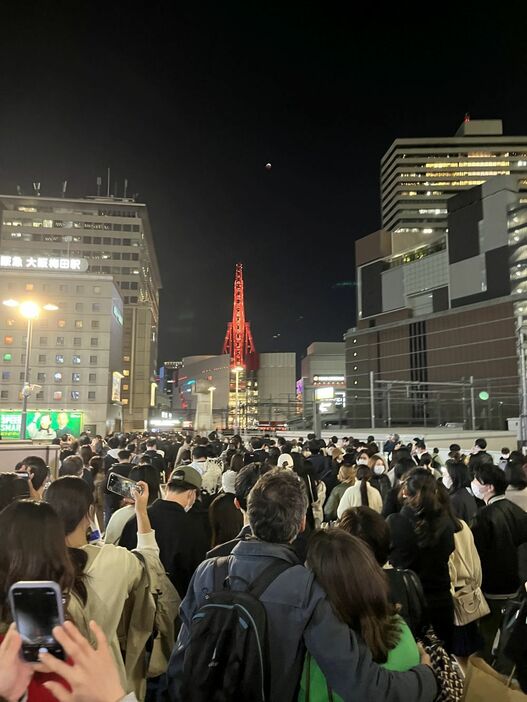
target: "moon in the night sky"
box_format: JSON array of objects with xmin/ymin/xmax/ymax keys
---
[{"xmin": 265, "ymin": 162, "xmax": 272, "ymax": 170}]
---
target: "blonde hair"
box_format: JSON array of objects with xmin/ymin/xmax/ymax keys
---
[{"xmin": 338, "ymin": 465, "xmax": 356, "ymax": 484}]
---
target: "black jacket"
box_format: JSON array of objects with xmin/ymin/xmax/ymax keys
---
[
  {"xmin": 120, "ymin": 498, "xmax": 210, "ymax": 598},
  {"xmin": 370, "ymin": 473, "xmax": 391, "ymax": 504},
  {"xmin": 387, "ymin": 505, "xmax": 455, "ymax": 599},
  {"xmin": 471, "ymin": 496, "xmax": 527, "ymax": 595},
  {"xmin": 382, "ymin": 485, "xmax": 402, "ymax": 518},
  {"xmin": 449, "ymin": 487, "xmax": 477, "ymax": 524},
  {"xmin": 142, "ymin": 449, "xmax": 167, "ymax": 480}
]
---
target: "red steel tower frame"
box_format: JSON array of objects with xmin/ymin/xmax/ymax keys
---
[{"xmin": 222, "ymin": 263, "xmax": 257, "ymax": 369}]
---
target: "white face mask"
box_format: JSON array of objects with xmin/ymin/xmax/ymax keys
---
[
  {"xmin": 471, "ymin": 479, "xmax": 485, "ymax": 500},
  {"xmin": 356, "ymin": 458, "xmax": 369, "ymax": 466},
  {"xmin": 373, "ymin": 465, "xmax": 385, "ymax": 475},
  {"xmin": 442, "ymin": 471, "xmax": 453, "ymax": 490}
]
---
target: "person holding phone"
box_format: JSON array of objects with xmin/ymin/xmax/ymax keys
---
[
  {"xmin": 0, "ymin": 619, "xmax": 139, "ymax": 702},
  {"xmin": 45, "ymin": 476, "xmax": 172, "ymax": 699},
  {"xmin": 0, "ymin": 500, "xmax": 89, "ymax": 700}
]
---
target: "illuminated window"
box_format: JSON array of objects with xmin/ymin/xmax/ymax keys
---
[
  {"xmin": 55, "ymin": 354, "xmax": 64, "ymax": 364},
  {"xmin": 71, "ymin": 391, "xmax": 80, "ymax": 401},
  {"xmin": 73, "ymin": 355, "xmax": 81, "ymax": 364},
  {"xmin": 122, "ymin": 398, "xmax": 129, "ymax": 405},
  {"xmin": 123, "ymin": 369, "xmax": 130, "ymax": 377},
  {"xmin": 72, "ymin": 373, "xmax": 80, "ymax": 383},
  {"xmin": 75, "ymin": 320, "xmax": 83, "ymax": 329},
  {"xmin": 53, "ymin": 391, "xmax": 63, "ymax": 401},
  {"xmin": 56, "ymin": 336, "xmax": 64, "ymax": 346},
  {"xmin": 123, "ymin": 384, "xmax": 129, "ymax": 391},
  {"xmin": 54, "ymin": 372, "xmax": 62, "ymax": 382},
  {"xmin": 58, "ymin": 319, "xmax": 66, "ymax": 328},
  {"xmin": 4, "ymin": 336, "xmax": 13, "ymax": 345},
  {"xmin": 6, "ymin": 319, "xmax": 15, "ymax": 327},
  {"xmin": 25, "ymin": 283, "xmax": 34, "ymax": 291},
  {"xmin": 123, "ymin": 355, "xmax": 130, "ymax": 362}
]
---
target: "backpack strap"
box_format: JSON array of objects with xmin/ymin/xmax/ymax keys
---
[
  {"xmin": 249, "ymin": 559, "xmax": 295, "ymax": 598},
  {"xmin": 213, "ymin": 556, "xmax": 232, "ymax": 592}
]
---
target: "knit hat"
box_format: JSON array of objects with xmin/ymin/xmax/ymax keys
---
[{"xmin": 221, "ymin": 469, "xmax": 237, "ymax": 494}]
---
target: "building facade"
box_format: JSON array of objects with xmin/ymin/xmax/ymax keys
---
[
  {"xmin": 0, "ymin": 269, "xmax": 123, "ymax": 436},
  {"xmin": 348, "ymin": 172, "xmax": 527, "ymax": 429},
  {"xmin": 0, "ymin": 194, "xmax": 161, "ymax": 429}
]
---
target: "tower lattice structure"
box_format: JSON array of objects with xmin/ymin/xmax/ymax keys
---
[{"xmin": 222, "ymin": 262, "xmax": 257, "ymax": 369}]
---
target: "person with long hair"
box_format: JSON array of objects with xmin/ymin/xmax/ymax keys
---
[
  {"xmin": 299, "ymin": 529, "xmax": 420, "ymax": 700},
  {"xmin": 45, "ymin": 476, "xmax": 167, "ymax": 698},
  {"xmin": 324, "ymin": 461, "xmax": 356, "ymax": 522},
  {"xmin": 387, "ymin": 468, "xmax": 455, "ymax": 651},
  {"xmin": 0, "ymin": 499, "xmax": 88, "ymax": 700},
  {"xmin": 337, "ymin": 465, "xmax": 382, "ymax": 518},
  {"xmin": 441, "ymin": 461, "xmax": 477, "ymax": 523}
]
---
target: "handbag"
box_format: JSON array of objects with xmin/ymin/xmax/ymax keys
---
[
  {"xmin": 463, "ymin": 655, "xmax": 527, "ymax": 701},
  {"xmin": 453, "ymin": 586, "xmax": 490, "ymax": 627},
  {"xmin": 450, "ymin": 523, "xmax": 490, "ymax": 626},
  {"xmin": 419, "ymin": 627, "xmax": 464, "ymax": 702}
]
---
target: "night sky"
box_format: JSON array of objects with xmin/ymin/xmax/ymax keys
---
[{"xmin": 0, "ymin": 4, "xmax": 526, "ymax": 364}]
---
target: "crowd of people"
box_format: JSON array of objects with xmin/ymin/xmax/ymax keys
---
[{"xmin": 0, "ymin": 429, "xmax": 526, "ymax": 701}]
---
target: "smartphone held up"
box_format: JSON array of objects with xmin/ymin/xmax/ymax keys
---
[
  {"xmin": 8, "ymin": 581, "xmax": 65, "ymax": 661},
  {"xmin": 106, "ymin": 472, "xmax": 143, "ymax": 500}
]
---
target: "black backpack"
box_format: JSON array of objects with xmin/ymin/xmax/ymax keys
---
[
  {"xmin": 385, "ymin": 567, "xmax": 426, "ymax": 638},
  {"xmin": 179, "ymin": 556, "xmax": 293, "ymax": 702}
]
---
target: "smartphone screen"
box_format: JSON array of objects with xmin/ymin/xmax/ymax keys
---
[
  {"xmin": 107, "ymin": 472, "xmax": 143, "ymax": 500},
  {"xmin": 9, "ymin": 582, "xmax": 64, "ymax": 660}
]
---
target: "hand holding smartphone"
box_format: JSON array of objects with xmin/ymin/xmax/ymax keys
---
[
  {"xmin": 8, "ymin": 581, "xmax": 65, "ymax": 661},
  {"xmin": 106, "ymin": 472, "xmax": 144, "ymax": 500}
]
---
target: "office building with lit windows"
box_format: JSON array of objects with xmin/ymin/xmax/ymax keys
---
[
  {"xmin": 0, "ymin": 269, "xmax": 123, "ymax": 435},
  {"xmin": 0, "ymin": 194, "xmax": 161, "ymax": 429},
  {"xmin": 346, "ymin": 119, "xmax": 527, "ymax": 430}
]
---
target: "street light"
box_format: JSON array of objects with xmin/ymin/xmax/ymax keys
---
[
  {"xmin": 2, "ymin": 299, "xmax": 58, "ymax": 438},
  {"xmin": 231, "ymin": 366, "xmax": 244, "ymax": 434},
  {"xmin": 208, "ymin": 386, "xmax": 216, "ymax": 429}
]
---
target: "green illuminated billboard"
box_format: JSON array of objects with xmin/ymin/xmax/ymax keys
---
[{"xmin": 0, "ymin": 410, "xmax": 83, "ymax": 439}]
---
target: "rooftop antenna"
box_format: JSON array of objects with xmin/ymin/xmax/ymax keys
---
[
  {"xmin": 123, "ymin": 178, "xmax": 128, "ymax": 198},
  {"xmin": 107, "ymin": 167, "xmax": 111, "ymax": 197},
  {"xmin": 61, "ymin": 180, "xmax": 68, "ymax": 198},
  {"xmin": 32, "ymin": 182, "xmax": 41, "ymax": 196},
  {"xmin": 96, "ymin": 176, "xmax": 102, "ymax": 197}
]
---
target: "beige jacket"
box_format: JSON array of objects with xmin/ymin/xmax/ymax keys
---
[
  {"xmin": 69, "ymin": 531, "xmax": 159, "ymax": 700},
  {"xmin": 449, "ymin": 519, "xmax": 483, "ymax": 592}
]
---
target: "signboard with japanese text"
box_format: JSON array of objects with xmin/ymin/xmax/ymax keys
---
[
  {"xmin": 0, "ymin": 254, "xmax": 89, "ymax": 272},
  {"xmin": 0, "ymin": 410, "xmax": 83, "ymax": 439}
]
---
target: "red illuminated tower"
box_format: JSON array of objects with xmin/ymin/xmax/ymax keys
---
[{"xmin": 222, "ymin": 263, "xmax": 258, "ymax": 369}]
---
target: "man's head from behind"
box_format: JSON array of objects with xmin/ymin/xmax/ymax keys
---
[
  {"xmin": 118, "ymin": 449, "xmax": 132, "ymax": 463},
  {"xmin": 192, "ymin": 446, "xmax": 208, "ymax": 462},
  {"xmin": 18, "ymin": 455, "xmax": 49, "ymax": 492},
  {"xmin": 247, "ymin": 470, "xmax": 307, "ymax": 544},
  {"xmin": 250, "ymin": 437, "xmax": 264, "ymax": 451},
  {"xmin": 234, "ymin": 463, "xmax": 263, "ymax": 512},
  {"xmin": 166, "ymin": 466, "xmax": 202, "ymax": 511},
  {"xmin": 59, "ymin": 455, "xmax": 83, "ymax": 477},
  {"xmin": 146, "ymin": 438, "xmax": 157, "ymax": 450},
  {"xmin": 475, "ymin": 438, "xmax": 487, "ymax": 451}
]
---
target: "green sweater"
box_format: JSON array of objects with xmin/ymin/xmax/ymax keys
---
[{"xmin": 298, "ymin": 616, "xmax": 420, "ymax": 702}]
